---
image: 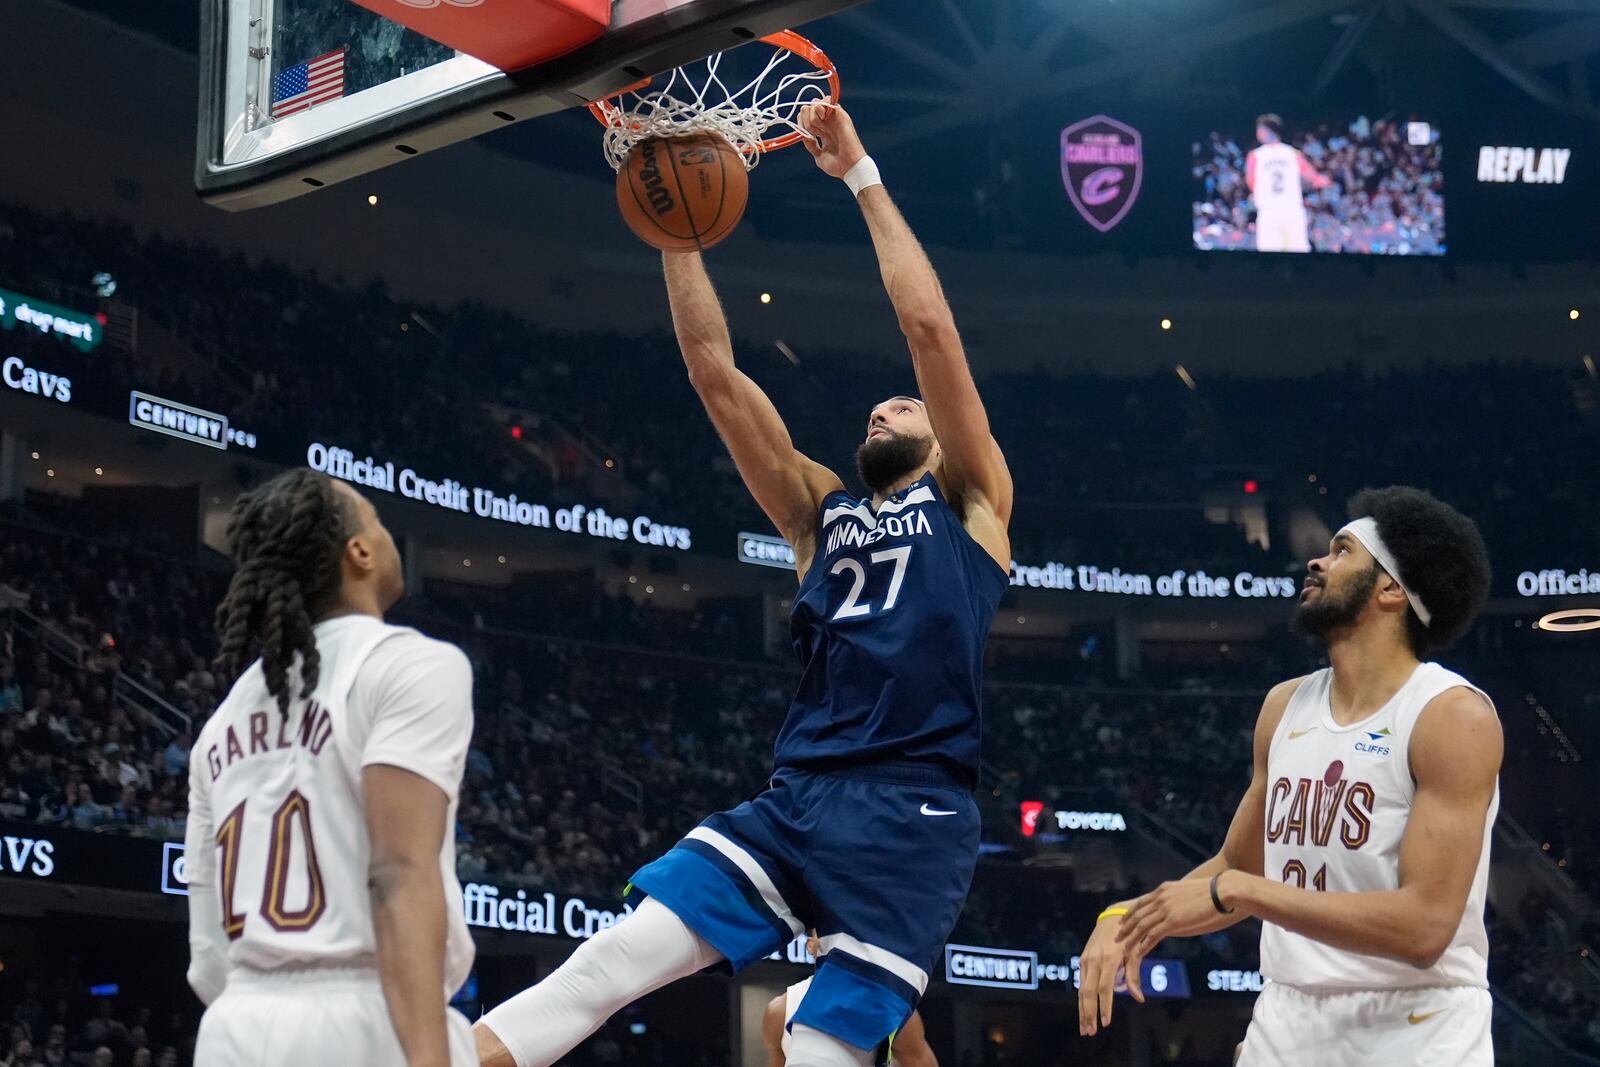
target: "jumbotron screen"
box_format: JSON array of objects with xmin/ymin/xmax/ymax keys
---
[{"xmin": 1191, "ymin": 113, "xmax": 1445, "ymax": 255}]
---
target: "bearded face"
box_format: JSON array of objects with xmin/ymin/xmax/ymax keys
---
[
  {"xmin": 855, "ymin": 428, "xmax": 934, "ymax": 494},
  {"xmin": 1293, "ymin": 561, "xmax": 1380, "ymax": 641}
]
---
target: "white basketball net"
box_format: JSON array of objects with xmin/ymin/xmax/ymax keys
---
[{"xmin": 595, "ymin": 42, "xmax": 835, "ymax": 172}]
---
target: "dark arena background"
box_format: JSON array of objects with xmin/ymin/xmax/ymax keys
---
[{"xmin": 2, "ymin": 0, "xmax": 1599, "ymax": 1064}]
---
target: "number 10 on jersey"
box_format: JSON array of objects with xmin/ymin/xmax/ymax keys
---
[{"xmin": 215, "ymin": 791, "xmax": 328, "ymax": 938}]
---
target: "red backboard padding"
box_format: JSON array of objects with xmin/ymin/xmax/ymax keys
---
[{"xmin": 348, "ymin": 0, "xmax": 612, "ymax": 74}]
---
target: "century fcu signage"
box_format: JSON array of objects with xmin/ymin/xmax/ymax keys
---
[
  {"xmin": 947, "ymin": 944, "xmax": 1041, "ymax": 990},
  {"xmin": 129, "ymin": 392, "xmax": 258, "ymax": 451},
  {"xmin": 737, "ymin": 531, "xmax": 797, "ymax": 570},
  {"xmin": 945, "ymin": 943, "xmax": 1192, "ymax": 998}
]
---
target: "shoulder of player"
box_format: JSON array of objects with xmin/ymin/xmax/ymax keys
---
[
  {"xmin": 932, "ymin": 454, "xmax": 1010, "ymax": 523},
  {"xmin": 1260, "ymin": 674, "xmax": 1311, "ymax": 721},
  {"xmin": 1410, "ymin": 687, "xmax": 1502, "ymax": 784},
  {"xmin": 780, "ymin": 461, "xmax": 848, "ymax": 547},
  {"xmin": 928, "ymin": 467, "xmax": 1011, "ymax": 571},
  {"xmin": 799, "ymin": 455, "xmax": 846, "ymax": 502},
  {"xmin": 365, "ymin": 627, "xmax": 472, "ymax": 680},
  {"xmin": 1252, "ymin": 675, "xmax": 1311, "ymax": 751},
  {"xmin": 1413, "ymin": 685, "xmax": 1500, "ymax": 744}
]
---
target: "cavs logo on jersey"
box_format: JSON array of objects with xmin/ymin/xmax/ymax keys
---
[
  {"xmin": 1266, "ymin": 760, "xmax": 1375, "ymax": 851},
  {"xmin": 1060, "ymin": 115, "xmax": 1144, "ymax": 233}
]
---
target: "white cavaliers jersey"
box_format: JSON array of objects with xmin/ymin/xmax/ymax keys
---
[
  {"xmin": 1251, "ymin": 143, "xmax": 1306, "ymax": 216},
  {"xmin": 185, "ymin": 616, "xmax": 475, "ymax": 997},
  {"xmin": 1259, "ymin": 663, "xmax": 1497, "ymax": 991}
]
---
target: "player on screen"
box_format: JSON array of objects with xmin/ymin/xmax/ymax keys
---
[
  {"xmin": 475, "ymin": 102, "xmax": 1012, "ymax": 1067},
  {"xmin": 764, "ymin": 935, "xmax": 939, "ymax": 1067},
  {"xmin": 1076, "ymin": 487, "xmax": 1500, "ymax": 1067},
  {"xmin": 185, "ymin": 469, "xmax": 478, "ymax": 1067},
  {"xmin": 1247, "ymin": 113, "xmax": 1332, "ymax": 253}
]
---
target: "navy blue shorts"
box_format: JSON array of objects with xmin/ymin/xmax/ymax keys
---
[{"xmin": 627, "ymin": 763, "xmax": 980, "ymax": 1052}]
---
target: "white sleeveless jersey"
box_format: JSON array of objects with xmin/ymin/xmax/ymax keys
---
[
  {"xmin": 1259, "ymin": 663, "xmax": 1497, "ymax": 991},
  {"xmin": 1251, "ymin": 142, "xmax": 1306, "ymax": 216},
  {"xmin": 185, "ymin": 616, "xmax": 475, "ymax": 996}
]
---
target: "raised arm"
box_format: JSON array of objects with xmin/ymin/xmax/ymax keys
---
[
  {"xmin": 664, "ymin": 251, "xmax": 843, "ymax": 574},
  {"xmin": 798, "ymin": 104, "xmax": 1012, "ymax": 527},
  {"xmin": 1118, "ymin": 688, "xmax": 1501, "ymax": 972},
  {"xmin": 1077, "ymin": 677, "xmax": 1298, "ymax": 1035}
]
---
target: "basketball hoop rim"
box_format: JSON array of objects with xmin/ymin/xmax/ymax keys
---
[{"xmin": 587, "ymin": 30, "xmax": 839, "ymax": 155}]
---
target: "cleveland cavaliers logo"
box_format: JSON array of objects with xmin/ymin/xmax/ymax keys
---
[{"xmin": 1060, "ymin": 115, "xmax": 1143, "ymax": 233}]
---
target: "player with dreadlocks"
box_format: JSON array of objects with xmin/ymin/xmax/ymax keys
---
[{"xmin": 185, "ymin": 468, "xmax": 479, "ymax": 1067}]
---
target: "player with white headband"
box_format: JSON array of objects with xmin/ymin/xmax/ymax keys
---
[{"xmin": 1074, "ymin": 486, "xmax": 1500, "ymax": 1067}]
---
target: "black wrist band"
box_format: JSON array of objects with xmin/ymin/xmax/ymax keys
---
[{"xmin": 1210, "ymin": 872, "xmax": 1235, "ymax": 915}]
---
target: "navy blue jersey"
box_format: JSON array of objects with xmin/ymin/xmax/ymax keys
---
[{"xmin": 775, "ymin": 472, "xmax": 1008, "ymax": 778}]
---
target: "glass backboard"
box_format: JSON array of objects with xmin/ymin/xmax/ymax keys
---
[{"xmin": 196, "ymin": 0, "xmax": 868, "ymax": 211}]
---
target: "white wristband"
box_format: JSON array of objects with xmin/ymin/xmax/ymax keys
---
[{"xmin": 842, "ymin": 155, "xmax": 882, "ymax": 198}]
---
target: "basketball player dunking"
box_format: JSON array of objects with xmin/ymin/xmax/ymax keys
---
[
  {"xmin": 764, "ymin": 935, "xmax": 939, "ymax": 1067},
  {"xmin": 475, "ymin": 102, "xmax": 1012, "ymax": 1067},
  {"xmin": 1247, "ymin": 113, "xmax": 1332, "ymax": 253},
  {"xmin": 186, "ymin": 470, "xmax": 478, "ymax": 1067},
  {"xmin": 1077, "ymin": 487, "xmax": 1500, "ymax": 1067}
]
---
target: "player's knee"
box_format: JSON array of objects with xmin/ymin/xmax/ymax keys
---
[
  {"xmin": 786, "ymin": 1025, "xmax": 875, "ymax": 1067},
  {"xmin": 556, "ymin": 924, "xmax": 630, "ymax": 1004}
]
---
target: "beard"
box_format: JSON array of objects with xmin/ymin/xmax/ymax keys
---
[
  {"xmin": 855, "ymin": 430, "xmax": 933, "ymax": 494},
  {"xmin": 1293, "ymin": 563, "xmax": 1379, "ymax": 641}
]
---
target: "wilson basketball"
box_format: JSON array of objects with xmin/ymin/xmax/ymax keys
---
[{"xmin": 616, "ymin": 133, "xmax": 748, "ymax": 252}]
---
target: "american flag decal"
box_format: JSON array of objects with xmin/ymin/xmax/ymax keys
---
[{"xmin": 271, "ymin": 48, "xmax": 346, "ymax": 118}]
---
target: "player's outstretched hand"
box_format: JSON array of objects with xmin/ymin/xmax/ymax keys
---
[
  {"xmin": 1116, "ymin": 875, "xmax": 1232, "ymax": 998},
  {"xmin": 798, "ymin": 102, "xmax": 867, "ymax": 180},
  {"xmin": 1077, "ymin": 910, "xmax": 1138, "ymax": 1037}
]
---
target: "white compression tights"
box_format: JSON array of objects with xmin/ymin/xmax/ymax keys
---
[
  {"xmin": 479, "ymin": 898, "xmax": 724, "ymax": 1067},
  {"xmin": 786, "ymin": 1024, "xmax": 877, "ymax": 1067}
]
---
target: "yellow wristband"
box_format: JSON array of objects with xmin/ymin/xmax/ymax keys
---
[{"xmin": 1097, "ymin": 907, "xmax": 1129, "ymax": 923}]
